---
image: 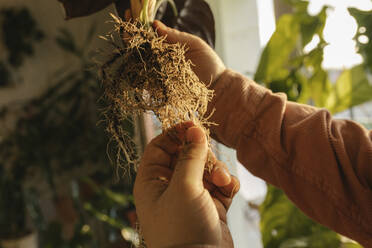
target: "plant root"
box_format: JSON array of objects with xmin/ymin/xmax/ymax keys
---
[{"xmin": 99, "ymin": 17, "xmax": 214, "ymax": 173}]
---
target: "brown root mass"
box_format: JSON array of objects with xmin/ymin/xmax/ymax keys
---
[{"xmin": 100, "ymin": 18, "xmax": 214, "ymax": 171}]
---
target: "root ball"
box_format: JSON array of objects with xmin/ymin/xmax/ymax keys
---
[{"xmin": 100, "ymin": 19, "xmax": 214, "ymax": 170}]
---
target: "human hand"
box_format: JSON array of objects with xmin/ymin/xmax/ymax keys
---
[
  {"xmin": 153, "ymin": 21, "xmax": 226, "ymax": 88},
  {"xmin": 133, "ymin": 122, "xmax": 239, "ymax": 248}
]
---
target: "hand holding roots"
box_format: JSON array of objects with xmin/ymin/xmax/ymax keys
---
[{"xmin": 100, "ymin": 17, "xmax": 214, "ymax": 172}]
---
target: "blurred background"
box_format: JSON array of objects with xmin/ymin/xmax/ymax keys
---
[
  {"xmin": 0, "ymin": 1, "xmax": 138, "ymax": 247},
  {"xmin": 0, "ymin": 0, "xmax": 371, "ymax": 247}
]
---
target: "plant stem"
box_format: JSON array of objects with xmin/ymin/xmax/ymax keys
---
[
  {"xmin": 140, "ymin": 0, "xmax": 150, "ymax": 27},
  {"xmin": 140, "ymin": 0, "xmax": 178, "ymax": 27}
]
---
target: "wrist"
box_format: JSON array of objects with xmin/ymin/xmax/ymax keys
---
[
  {"xmin": 206, "ymin": 69, "xmax": 267, "ymax": 148},
  {"xmin": 209, "ymin": 68, "xmax": 227, "ymax": 91}
]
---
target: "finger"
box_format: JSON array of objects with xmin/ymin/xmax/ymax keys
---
[
  {"xmin": 141, "ymin": 122, "xmax": 194, "ymax": 167},
  {"xmin": 210, "ymin": 160, "xmax": 231, "ymax": 187},
  {"xmin": 203, "ymin": 155, "xmax": 231, "ymax": 187},
  {"xmin": 153, "ymin": 20, "xmax": 200, "ymax": 46},
  {"xmin": 124, "ymin": 9, "xmax": 132, "ymax": 21},
  {"xmin": 141, "ymin": 143, "xmax": 172, "ymax": 167},
  {"xmin": 212, "ymin": 197, "xmax": 228, "ymax": 223},
  {"xmin": 134, "ymin": 165, "xmax": 172, "ymax": 201},
  {"xmin": 130, "ymin": 0, "xmax": 142, "ymax": 20},
  {"xmin": 206, "ymin": 182, "xmax": 233, "ymax": 211},
  {"xmin": 169, "ymin": 126, "xmax": 208, "ymax": 190},
  {"xmin": 164, "ymin": 121, "xmax": 194, "ymax": 146},
  {"xmin": 213, "ymin": 190, "xmax": 233, "ymax": 212},
  {"xmin": 203, "ymin": 179, "xmax": 217, "ymax": 193},
  {"xmin": 210, "ymin": 177, "xmax": 239, "ymax": 212},
  {"xmin": 219, "ymin": 175, "xmax": 240, "ymax": 198},
  {"xmin": 137, "ymin": 164, "xmax": 173, "ymax": 183}
]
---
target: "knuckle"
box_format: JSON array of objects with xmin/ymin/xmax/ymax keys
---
[
  {"xmin": 178, "ymin": 146, "xmax": 207, "ymax": 163},
  {"xmin": 178, "ymin": 153, "xmax": 206, "ymax": 163},
  {"xmin": 232, "ymin": 175, "xmax": 240, "ymax": 190},
  {"xmin": 194, "ymin": 35, "xmax": 204, "ymax": 44}
]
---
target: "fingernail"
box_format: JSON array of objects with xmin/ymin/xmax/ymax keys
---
[
  {"xmin": 221, "ymin": 168, "xmax": 231, "ymax": 180},
  {"xmin": 216, "ymin": 167, "xmax": 231, "ymax": 182},
  {"xmin": 186, "ymin": 126, "xmax": 205, "ymax": 144},
  {"xmin": 212, "ymin": 166, "xmax": 231, "ymax": 187}
]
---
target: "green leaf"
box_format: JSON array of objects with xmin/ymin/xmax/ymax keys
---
[
  {"xmin": 308, "ymin": 68, "xmax": 332, "ymax": 107},
  {"xmin": 83, "ymin": 22, "xmax": 97, "ymax": 49},
  {"xmin": 55, "ymin": 29, "xmax": 77, "ymax": 54},
  {"xmin": 1, "ymin": 7, "xmax": 44, "ymax": 68},
  {"xmin": 341, "ymin": 242, "xmax": 364, "ymax": 248},
  {"xmin": 55, "ymin": 28, "xmax": 85, "ymax": 57},
  {"xmin": 81, "ymin": 177, "xmax": 133, "ymax": 207},
  {"xmin": 83, "ymin": 202, "xmax": 126, "ymax": 229},
  {"xmin": 298, "ymin": 6, "xmax": 328, "ymax": 47},
  {"xmin": 348, "ymin": 7, "xmax": 372, "ymax": 70},
  {"xmin": 255, "ymin": 14, "xmax": 300, "ymax": 83},
  {"xmin": 255, "ymin": 1, "xmax": 329, "ymax": 103},
  {"xmin": 302, "ymin": 44, "xmax": 326, "ymax": 69},
  {"xmin": 102, "ymin": 187, "xmax": 133, "ymax": 206},
  {"xmin": 325, "ymin": 65, "xmax": 372, "ymax": 113},
  {"xmin": 260, "ymin": 186, "xmax": 341, "ymax": 248}
]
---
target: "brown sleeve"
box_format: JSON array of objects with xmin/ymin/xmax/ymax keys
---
[
  {"xmin": 170, "ymin": 246, "xmax": 217, "ymax": 248},
  {"xmin": 208, "ymin": 69, "xmax": 372, "ymax": 246}
]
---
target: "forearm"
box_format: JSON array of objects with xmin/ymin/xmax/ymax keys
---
[{"xmin": 207, "ymin": 69, "xmax": 372, "ymax": 246}]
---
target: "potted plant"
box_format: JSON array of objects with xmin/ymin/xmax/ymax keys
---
[{"xmin": 0, "ymin": 18, "xmax": 138, "ymax": 246}]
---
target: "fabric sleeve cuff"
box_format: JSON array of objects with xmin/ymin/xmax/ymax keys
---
[{"xmin": 207, "ymin": 69, "xmax": 270, "ymax": 148}]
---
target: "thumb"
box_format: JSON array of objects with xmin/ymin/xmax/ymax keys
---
[
  {"xmin": 153, "ymin": 20, "xmax": 199, "ymax": 45},
  {"xmin": 169, "ymin": 126, "xmax": 208, "ymax": 190}
]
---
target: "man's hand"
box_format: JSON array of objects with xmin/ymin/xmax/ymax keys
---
[
  {"xmin": 153, "ymin": 21, "xmax": 226, "ymax": 88},
  {"xmin": 134, "ymin": 122, "xmax": 239, "ymax": 248}
]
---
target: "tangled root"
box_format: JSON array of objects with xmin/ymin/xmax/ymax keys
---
[{"xmin": 100, "ymin": 17, "xmax": 214, "ymax": 172}]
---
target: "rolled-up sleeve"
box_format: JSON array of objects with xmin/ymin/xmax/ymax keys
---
[{"xmin": 207, "ymin": 69, "xmax": 372, "ymax": 246}]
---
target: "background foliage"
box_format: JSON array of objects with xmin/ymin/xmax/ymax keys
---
[
  {"xmin": 0, "ymin": 7, "xmax": 137, "ymax": 247},
  {"xmin": 0, "ymin": 7, "xmax": 44, "ymax": 87}
]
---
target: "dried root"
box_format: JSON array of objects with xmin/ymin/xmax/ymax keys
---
[{"xmin": 99, "ymin": 17, "xmax": 214, "ymax": 172}]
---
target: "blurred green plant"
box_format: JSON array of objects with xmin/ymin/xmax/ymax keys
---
[
  {"xmin": 0, "ymin": 166, "xmax": 28, "ymax": 239},
  {"xmin": 0, "ymin": 63, "xmax": 11, "ymax": 87},
  {"xmin": 349, "ymin": 7, "xmax": 372, "ymax": 72},
  {"xmin": 0, "ymin": 7, "xmax": 44, "ymax": 67},
  {"xmin": 255, "ymin": 0, "xmax": 328, "ymax": 103},
  {"xmin": 0, "ymin": 20, "xmax": 136, "ymax": 247},
  {"xmin": 255, "ymin": 0, "xmax": 372, "ymax": 114},
  {"xmin": 256, "ymin": 0, "xmax": 371, "ymax": 247},
  {"xmin": 260, "ymin": 187, "xmax": 341, "ymax": 248}
]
